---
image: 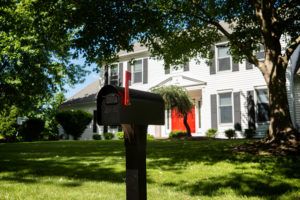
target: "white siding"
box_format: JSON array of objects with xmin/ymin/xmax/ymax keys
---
[
  {"xmin": 294, "ymin": 77, "xmax": 300, "ymax": 130},
  {"xmin": 66, "ymin": 37, "xmax": 297, "ymax": 139}
]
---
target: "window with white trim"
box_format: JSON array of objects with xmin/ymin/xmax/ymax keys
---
[
  {"xmin": 133, "ymin": 60, "xmax": 143, "ymax": 83},
  {"xmin": 109, "ymin": 64, "xmax": 119, "ymax": 86},
  {"xmin": 219, "ymin": 92, "xmax": 233, "ymax": 123},
  {"xmin": 256, "ymin": 45, "xmax": 265, "ymax": 60},
  {"xmin": 256, "ymin": 89, "xmax": 269, "ymax": 123},
  {"xmin": 217, "ymin": 45, "xmax": 231, "ymax": 71}
]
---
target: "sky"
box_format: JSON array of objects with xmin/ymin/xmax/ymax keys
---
[{"xmin": 64, "ymin": 57, "xmax": 100, "ymax": 99}]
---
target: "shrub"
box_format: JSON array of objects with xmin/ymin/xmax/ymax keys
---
[
  {"xmin": 234, "ymin": 123, "xmax": 242, "ymax": 131},
  {"xmin": 19, "ymin": 118, "xmax": 45, "ymax": 141},
  {"xmin": 225, "ymin": 129, "xmax": 236, "ymax": 139},
  {"xmin": 205, "ymin": 128, "xmax": 217, "ymax": 138},
  {"xmin": 116, "ymin": 132, "xmax": 124, "ymax": 140},
  {"xmin": 0, "ymin": 106, "xmax": 20, "ymax": 142},
  {"xmin": 92, "ymin": 134, "xmax": 102, "ymax": 140},
  {"xmin": 169, "ymin": 130, "xmax": 187, "ymax": 139},
  {"xmin": 147, "ymin": 133, "xmax": 155, "ymax": 140},
  {"xmin": 244, "ymin": 129, "xmax": 256, "ymax": 139},
  {"xmin": 103, "ymin": 132, "xmax": 114, "ymax": 140},
  {"xmin": 56, "ymin": 110, "xmax": 92, "ymax": 140},
  {"xmin": 0, "ymin": 134, "xmax": 5, "ymax": 143}
]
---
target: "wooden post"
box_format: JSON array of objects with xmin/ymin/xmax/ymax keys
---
[{"xmin": 122, "ymin": 124, "xmax": 147, "ymax": 200}]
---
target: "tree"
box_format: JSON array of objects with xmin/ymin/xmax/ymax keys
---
[
  {"xmin": 0, "ymin": 106, "xmax": 20, "ymax": 142},
  {"xmin": 0, "ymin": 0, "xmax": 87, "ymax": 112},
  {"xmin": 19, "ymin": 118, "xmax": 45, "ymax": 141},
  {"xmin": 41, "ymin": 93, "xmax": 66, "ymax": 140},
  {"xmin": 67, "ymin": 0, "xmax": 300, "ymax": 146},
  {"xmin": 152, "ymin": 85, "xmax": 194, "ymax": 137},
  {"xmin": 56, "ymin": 110, "xmax": 92, "ymax": 140}
]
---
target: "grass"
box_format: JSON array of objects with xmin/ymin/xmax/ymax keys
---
[{"xmin": 0, "ymin": 139, "xmax": 299, "ymax": 200}]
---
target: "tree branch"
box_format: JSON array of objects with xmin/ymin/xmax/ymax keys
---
[{"xmin": 285, "ymin": 35, "xmax": 300, "ymax": 61}]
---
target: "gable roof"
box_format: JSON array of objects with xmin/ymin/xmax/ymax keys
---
[
  {"xmin": 60, "ymin": 80, "xmax": 101, "ymax": 108},
  {"xmin": 151, "ymin": 75, "xmax": 206, "ymax": 89}
]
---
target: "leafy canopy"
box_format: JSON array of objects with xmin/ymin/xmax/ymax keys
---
[
  {"xmin": 67, "ymin": 0, "xmax": 300, "ymax": 68},
  {"xmin": 0, "ymin": 0, "xmax": 87, "ymax": 112},
  {"xmin": 152, "ymin": 85, "xmax": 193, "ymax": 115}
]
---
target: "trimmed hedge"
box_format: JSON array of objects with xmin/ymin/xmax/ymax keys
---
[
  {"xmin": 103, "ymin": 132, "xmax": 114, "ymax": 140},
  {"xmin": 169, "ymin": 130, "xmax": 187, "ymax": 139},
  {"xmin": 225, "ymin": 129, "xmax": 236, "ymax": 139},
  {"xmin": 19, "ymin": 118, "xmax": 45, "ymax": 141},
  {"xmin": 244, "ymin": 129, "xmax": 256, "ymax": 139},
  {"xmin": 205, "ymin": 128, "xmax": 217, "ymax": 138},
  {"xmin": 92, "ymin": 134, "xmax": 102, "ymax": 140},
  {"xmin": 56, "ymin": 110, "xmax": 92, "ymax": 140}
]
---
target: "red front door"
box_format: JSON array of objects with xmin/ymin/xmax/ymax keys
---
[{"xmin": 171, "ymin": 107, "xmax": 196, "ymax": 133}]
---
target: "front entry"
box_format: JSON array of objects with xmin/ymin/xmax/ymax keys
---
[{"xmin": 171, "ymin": 107, "xmax": 196, "ymax": 133}]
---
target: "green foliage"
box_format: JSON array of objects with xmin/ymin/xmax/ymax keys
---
[
  {"xmin": 116, "ymin": 131, "xmax": 124, "ymax": 140},
  {"xmin": 234, "ymin": 123, "xmax": 242, "ymax": 131},
  {"xmin": 41, "ymin": 93, "xmax": 66, "ymax": 140},
  {"xmin": 55, "ymin": 110, "xmax": 92, "ymax": 140},
  {"xmin": 147, "ymin": 134, "xmax": 155, "ymax": 140},
  {"xmin": 206, "ymin": 128, "xmax": 218, "ymax": 138},
  {"xmin": 103, "ymin": 132, "xmax": 114, "ymax": 140},
  {"xmin": 0, "ymin": 1, "xmax": 87, "ymax": 112},
  {"xmin": 92, "ymin": 134, "xmax": 102, "ymax": 140},
  {"xmin": 225, "ymin": 129, "xmax": 236, "ymax": 139},
  {"xmin": 0, "ymin": 134, "xmax": 5, "ymax": 143},
  {"xmin": 169, "ymin": 130, "xmax": 187, "ymax": 139},
  {"xmin": 244, "ymin": 129, "xmax": 256, "ymax": 139},
  {"xmin": 66, "ymin": 0, "xmax": 300, "ymax": 141},
  {"xmin": 19, "ymin": 118, "xmax": 45, "ymax": 141},
  {"xmin": 152, "ymin": 85, "xmax": 193, "ymax": 136},
  {"xmin": 0, "ymin": 106, "xmax": 20, "ymax": 142},
  {"xmin": 152, "ymin": 85, "xmax": 193, "ymax": 114}
]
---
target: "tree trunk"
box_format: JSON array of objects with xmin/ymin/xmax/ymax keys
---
[
  {"xmin": 266, "ymin": 62, "xmax": 298, "ymax": 143},
  {"xmin": 183, "ymin": 113, "xmax": 192, "ymax": 137}
]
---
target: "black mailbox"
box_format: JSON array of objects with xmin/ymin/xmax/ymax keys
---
[{"xmin": 97, "ymin": 85, "xmax": 164, "ymax": 126}]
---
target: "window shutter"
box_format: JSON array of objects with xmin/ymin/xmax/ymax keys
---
[
  {"xmin": 232, "ymin": 61, "xmax": 239, "ymax": 72},
  {"xmin": 143, "ymin": 58, "xmax": 148, "ymax": 84},
  {"xmin": 184, "ymin": 62, "xmax": 189, "ymax": 71},
  {"xmin": 210, "ymin": 94, "xmax": 218, "ymax": 129},
  {"xmin": 233, "ymin": 92, "xmax": 241, "ymax": 130},
  {"xmin": 247, "ymin": 91, "xmax": 256, "ymax": 130},
  {"xmin": 119, "ymin": 63, "xmax": 123, "ymax": 86},
  {"xmin": 210, "ymin": 47, "xmax": 216, "ymax": 75},
  {"xmin": 246, "ymin": 61, "xmax": 253, "ymax": 70},
  {"xmin": 127, "ymin": 61, "xmax": 131, "ymax": 86}
]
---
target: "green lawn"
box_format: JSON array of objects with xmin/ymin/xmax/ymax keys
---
[{"xmin": 0, "ymin": 140, "xmax": 299, "ymax": 200}]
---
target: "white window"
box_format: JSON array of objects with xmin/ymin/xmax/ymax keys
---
[
  {"xmin": 133, "ymin": 60, "xmax": 143, "ymax": 83},
  {"xmin": 219, "ymin": 92, "xmax": 233, "ymax": 123},
  {"xmin": 109, "ymin": 64, "xmax": 119, "ymax": 86},
  {"xmin": 256, "ymin": 45, "xmax": 265, "ymax": 60},
  {"xmin": 217, "ymin": 45, "xmax": 231, "ymax": 71},
  {"xmin": 256, "ymin": 89, "xmax": 269, "ymax": 123}
]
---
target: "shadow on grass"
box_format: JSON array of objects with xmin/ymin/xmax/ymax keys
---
[
  {"xmin": 0, "ymin": 141, "xmax": 126, "ymax": 185},
  {"xmin": 163, "ymin": 172, "xmax": 295, "ymax": 199},
  {"xmin": 0, "ymin": 139, "xmax": 299, "ymax": 198},
  {"xmin": 146, "ymin": 140, "xmax": 300, "ymax": 178}
]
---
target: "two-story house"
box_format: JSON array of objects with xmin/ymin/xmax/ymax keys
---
[{"xmin": 60, "ymin": 42, "xmax": 300, "ymax": 140}]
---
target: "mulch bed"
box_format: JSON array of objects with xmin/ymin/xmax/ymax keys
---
[{"xmin": 233, "ymin": 139, "xmax": 300, "ymax": 156}]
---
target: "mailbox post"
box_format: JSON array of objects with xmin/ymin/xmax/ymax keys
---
[{"xmin": 97, "ymin": 85, "xmax": 164, "ymax": 200}]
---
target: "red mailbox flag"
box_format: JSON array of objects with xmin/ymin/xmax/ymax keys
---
[{"xmin": 124, "ymin": 71, "xmax": 131, "ymax": 106}]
